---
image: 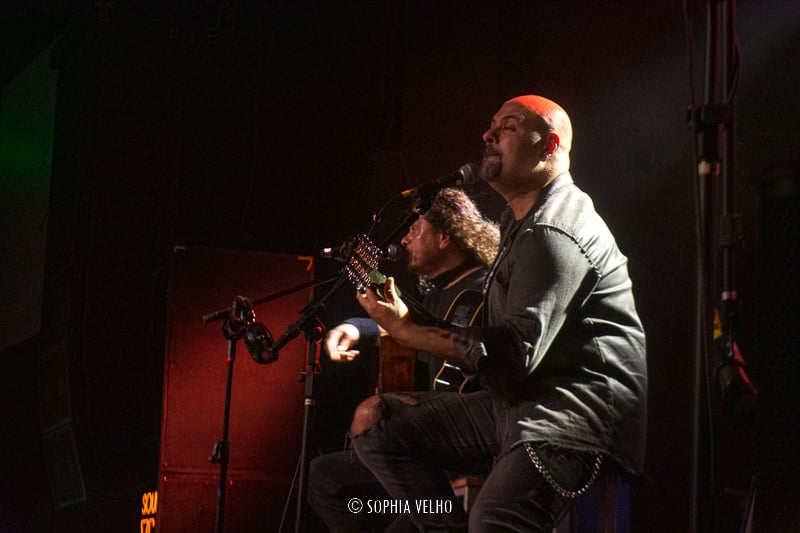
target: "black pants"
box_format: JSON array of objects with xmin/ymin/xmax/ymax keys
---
[{"xmin": 309, "ymin": 390, "xmax": 599, "ymax": 532}]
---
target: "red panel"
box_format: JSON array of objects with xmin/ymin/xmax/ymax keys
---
[
  {"xmin": 157, "ymin": 246, "xmax": 313, "ymax": 529},
  {"xmin": 156, "ymin": 474, "xmax": 295, "ymax": 532}
]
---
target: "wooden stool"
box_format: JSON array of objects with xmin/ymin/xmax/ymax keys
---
[{"xmin": 450, "ymin": 475, "xmax": 485, "ymax": 512}]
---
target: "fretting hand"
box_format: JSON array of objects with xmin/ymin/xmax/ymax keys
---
[{"xmin": 356, "ymin": 277, "xmax": 410, "ymax": 340}]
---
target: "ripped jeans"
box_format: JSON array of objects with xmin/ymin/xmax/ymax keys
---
[{"xmin": 349, "ymin": 390, "xmax": 600, "ymax": 532}]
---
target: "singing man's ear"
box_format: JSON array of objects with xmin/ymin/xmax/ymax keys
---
[{"xmin": 545, "ymin": 132, "xmax": 560, "ymax": 157}]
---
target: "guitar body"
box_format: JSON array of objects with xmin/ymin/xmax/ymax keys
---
[
  {"xmin": 377, "ymin": 334, "xmax": 416, "ymax": 393},
  {"xmin": 431, "ymin": 288, "xmax": 484, "ymax": 393}
]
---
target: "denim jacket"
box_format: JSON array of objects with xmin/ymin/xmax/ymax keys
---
[{"xmin": 452, "ymin": 172, "xmax": 648, "ymax": 478}]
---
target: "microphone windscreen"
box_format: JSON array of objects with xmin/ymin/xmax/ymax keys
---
[
  {"xmin": 245, "ymin": 322, "xmax": 277, "ymax": 364},
  {"xmin": 384, "ymin": 244, "xmax": 404, "ymax": 262},
  {"xmin": 459, "ymin": 163, "xmax": 480, "ymax": 185}
]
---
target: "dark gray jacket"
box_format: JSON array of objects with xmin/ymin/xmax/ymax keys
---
[{"xmin": 453, "ymin": 172, "xmax": 648, "ymax": 478}]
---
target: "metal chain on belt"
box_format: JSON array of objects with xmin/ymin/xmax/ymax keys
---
[{"xmin": 524, "ymin": 442, "xmax": 603, "ymax": 499}]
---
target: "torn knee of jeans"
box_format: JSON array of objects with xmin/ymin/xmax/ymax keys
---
[
  {"xmin": 388, "ymin": 392, "xmax": 419, "ymax": 406},
  {"xmin": 350, "ymin": 395, "xmax": 385, "ymax": 436}
]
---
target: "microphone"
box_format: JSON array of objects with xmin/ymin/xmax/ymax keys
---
[
  {"xmin": 245, "ymin": 322, "xmax": 278, "ymax": 364},
  {"xmin": 399, "ymin": 163, "xmax": 479, "ymax": 199},
  {"xmin": 216, "ymin": 296, "xmax": 278, "ymax": 364},
  {"xmin": 385, "ymin": 243, "xmax": 404, "ymax": 262}
]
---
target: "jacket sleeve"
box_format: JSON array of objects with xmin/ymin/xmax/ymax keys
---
[
  {"xmin": 452, "ymin": 225, "xmax": 597, "ymax": 383},
  {"xmin": 341, "ymin": 317, "xmax": 381, "ymax": 347}
]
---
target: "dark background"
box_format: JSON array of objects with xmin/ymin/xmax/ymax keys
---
[{"xmin": 1, "ymin": 1, "xmax": 798, "ymax": 531}]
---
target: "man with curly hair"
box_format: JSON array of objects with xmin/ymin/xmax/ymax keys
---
[
  {"xmin": 325, "ymin": 187, "xmax": 499, "ymax": 385},
  {"xmin": 308, "ymin": 187, "xmax": 500, "ymax": 531}
]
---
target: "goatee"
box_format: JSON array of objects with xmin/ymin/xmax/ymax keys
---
[{"xmin": 480, "ymin": 160, "xmax": 501, "ymax": 181}]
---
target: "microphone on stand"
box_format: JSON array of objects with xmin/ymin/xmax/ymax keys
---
[
  {"xmin": 218, "ymin": 296, "xmax": 278, "ymax": 364},
  {"xmin": 384, "ymin": 243, "xmax": 404, "ymax": 262},
  {"xmin": 398, "ymin": 163, "xmax": 479, "ymax": 200},
  {"xmin": 245, "ymin": 322, "xmax": 278, "ymax": 364}
]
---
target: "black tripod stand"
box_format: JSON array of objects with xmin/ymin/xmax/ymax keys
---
[
  {"xmin": 204, "ymin": 295, "xmax": 280, "ymax": 533},
  {"xmin": 201, "ymin": 271, "xmax": 326, "ymax": 531},
  {"xmin": 202, "ymin": 274, "xmax": 348, "ymax": 533},
  {"xmin": 264, "ymin": 276, "xmax": 351, "ymax": 533}
]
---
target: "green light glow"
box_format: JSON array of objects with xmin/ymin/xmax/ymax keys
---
[{"xmin": 0, "ymin": 43, "xmax": 56, "ymax": 193}]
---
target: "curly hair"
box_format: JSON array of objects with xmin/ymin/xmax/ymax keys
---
[{"xmin": 422, "ymin": 188, "xmax": 500, "ymax": 268}]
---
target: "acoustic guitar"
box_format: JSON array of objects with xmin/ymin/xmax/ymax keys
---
[{"xmin": 344, "ymin": 234, "xmax": 482, "ymax": 393}]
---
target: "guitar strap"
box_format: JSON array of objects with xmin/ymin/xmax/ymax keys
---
[
  {"xmin": 430, "ymin": 287, "xmax": 484, "ymax": 393},
  {"xmin": 442, "ymin": 288, "xmax": 484, "ymax": 328},
  {"xmin": 418, "ymin": 258, "xmax": 479, "ymax": 296}
]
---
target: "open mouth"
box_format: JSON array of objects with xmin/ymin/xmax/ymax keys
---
[{"xmin": 483, "ymin": 148, "xmax": 501, "ymax": 160}]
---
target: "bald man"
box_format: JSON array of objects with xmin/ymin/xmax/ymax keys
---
[{"xmin": 350, "ymin": 95, "xmax": 648, "ymax": 531}]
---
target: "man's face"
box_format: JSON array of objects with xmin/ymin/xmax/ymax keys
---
[
  {"xmin": 480, "ymin": 100, "xmax": 547, "ymax": 189},
  {"xmin": 400, "ymin": 216, "xmax": 444, "ymax": 277}
]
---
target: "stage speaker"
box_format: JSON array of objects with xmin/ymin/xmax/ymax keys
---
[{"xmin": 157, "ymin": 246, "xmax": 314, "ymax": 531}]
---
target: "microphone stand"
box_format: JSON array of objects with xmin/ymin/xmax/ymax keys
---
[
  {"xmin": 373, "ymin": 196, "xmax": 426, "ymax": 249},
  {"xmin": 689, "ymin": 1, "xmax": 756, "ymax": 531},
  {"xmin": 200, "ymin": 191, "xmax": 434, "ymax": 532},
  {"xmin": 202, "ymin": 277, "xmax": 339, "ymax": 533},
  {"xmin": 206, "ymin": 299, "xmax": 257, "ymax": 533},
  {"xmin": 265, "ymin": 274, "xmax": 352, "ymax": 533}
]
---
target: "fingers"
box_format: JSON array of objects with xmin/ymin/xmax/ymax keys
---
[
  {"xmin": 329, "ymin": 349, "xmax": 360, "ymax": 362},
  {"xmin": 356, "ymin": 287, "xmax": 377, "ymax": 311},
  {"xmin": 383, "ymin": 277, "xmax": 396, "ymax": 302},
  {"xmin": 358, "ymin": 278, "xmax": 395, "ymax": 304},
  {"xmin": 328, "ymin": 350, "xmax": 361, "ymax": 363},
  {"xmin": 325, "ymin": 323, "xmax": 361, "ymax": 362}
]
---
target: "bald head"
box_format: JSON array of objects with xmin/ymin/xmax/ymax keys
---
[
  {"xmin": 480, "ymin": 95, "xmax": 574, "ymax": 209},
  {"xmin": 507, "ymin": 95, "xmax": 573, "ymax": 157}
]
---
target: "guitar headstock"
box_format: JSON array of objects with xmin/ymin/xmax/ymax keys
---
[
  {"xmin": 344, "ymin": 234, "xmax": 382, "ymax": 293},
  {"xmin": 343, "ymin": 234, "xmax": 400, "ymax": 299}
]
